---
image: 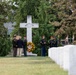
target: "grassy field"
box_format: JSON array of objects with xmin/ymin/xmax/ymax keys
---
[{"xmin": 0, "ymin": 57, "xmax": 68, "ymax": 75}]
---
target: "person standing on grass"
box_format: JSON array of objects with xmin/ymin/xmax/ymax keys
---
[
  {"xmin": 23, "ymin": 36, "xmax": 27, "ymax": 56},
  {"xmin": 16, "ymin": 36, "xmax": 23, "ymax": 57},
  {"xmin": 40, "ymin": 35, "xmax": 46, "ymax": 56},
  {"xmin": 49, "ymin": 36, "xmax": 57, "ymax": 48},
  {"xmin": 12, "ymin": 35, "xmax": 17, "ymax": 57}
]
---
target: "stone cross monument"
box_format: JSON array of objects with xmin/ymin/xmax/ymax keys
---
[{"xmin": 20, "ymin": 15, "xmax": 39, "ymax": 42}]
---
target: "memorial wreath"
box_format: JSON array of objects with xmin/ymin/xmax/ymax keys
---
[{"xmin": 27, "ymin": 42, "xmax": 35, "ymax": 52}]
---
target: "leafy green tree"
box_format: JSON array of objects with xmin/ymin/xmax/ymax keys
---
[
  {"xmin": 32, "ymin": 0, "xmax": 55, "ymax": 55},
  {"xmin": 0, "ymin": 2, "xmax": 12, "ymax": 56},
  {"xmin": 49, "ymin": 0, "xmax": 76, "ymax": 39},
  {"xmin": 10, "ymin": 0, "xmax": 54, "ymax": 55},
  {"xmin": 0, "ymin": 2, "xmax": 8, "ymax": 36},
  {"xmin": 0, "ymin": 37, "xmax": 12, "ymax": 56},
  {"xmin": 10, "ymin": 0, "xmax": 76, "ymax": 54}
]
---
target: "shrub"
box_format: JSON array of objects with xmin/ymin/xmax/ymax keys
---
[{"xmin": 0, "ymin": 37, "xmax": 12, "ymax": 56}]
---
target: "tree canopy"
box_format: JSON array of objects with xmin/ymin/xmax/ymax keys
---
[{"xmin": 0, "ymin": 0, "xmax": 76, "ymax": 55}]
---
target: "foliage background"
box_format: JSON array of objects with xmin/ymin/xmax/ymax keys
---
[
  {"xmin": 10, "ymin": 0, "xmax": 76, "ymax": 55},
  {"xmin": 0, "ymin": 2, "xmax": 12, "ymax": 56},
  {"xmin": 0, "ymin": 0, "xmax": 76, "ymax": 56}
]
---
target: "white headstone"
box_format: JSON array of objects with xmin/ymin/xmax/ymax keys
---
[
  {"xmin": 20, "ymin": 15, "xmax": 39, "ymax": 42},
  {"xmin": 62, "ymin": 45, "xmax": 72, "ymax": 71},
  {"xmin": 48, "ymin": 45, "xmax": 76, "ymax": 73},
  {"xmin": 69, "ymin": 45, "xmax": 76, "ymax": 75}
]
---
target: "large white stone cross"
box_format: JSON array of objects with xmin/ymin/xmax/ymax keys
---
[{"xmin": 20, "ymin": 15, "xmax": 39, "ymax": 42}]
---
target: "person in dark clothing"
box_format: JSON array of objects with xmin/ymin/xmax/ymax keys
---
[
  {"xmin": 40, "ymin": 35, "xmax": 46, "ymax": 56},
  {"xmin": 23, "ymin": 36, "xmax": 27, "ymax": 56},
  {"xmin": 49, "ymin": 36, "xmax": 57, "ymax": 48},
  {"xmin": 12, "ymin": 35, "xmax": 17, "ymax": 57},
  {"xmin": 55, "ymin": 37, "xmax": 58, "ymax": 47},
  {"xmin": 16, "ymin": 36, "xmax": 23, "ymax": 57}
]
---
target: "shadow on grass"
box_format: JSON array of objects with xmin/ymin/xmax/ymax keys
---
[
  {"xmin": 27, "ymin": 60, "xmax": 55, "ymax": 65},
  {"xmin": 25, "ymin": 57, "xmax": 55, "ymax": 64},
  {"xmin": 0, "ymin": 56, "xmax": 55, "ymax": 65}
]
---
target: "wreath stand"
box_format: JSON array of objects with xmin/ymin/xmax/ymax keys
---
[
  {"xmin": 27, "ymin": 42, "xmax": 37, "ymax": 56},
  {"xmin": 27, "ymin": 52, "xmax": 37, "ymax": 56}
]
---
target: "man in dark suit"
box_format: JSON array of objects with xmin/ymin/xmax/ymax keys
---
[
  {"xmin": 49, "ymin": 36, "xmax": 58, "ymax": 48},
  {"xmin": 17, "ymin": 36, "xmax": 23, "ymax": 57},
  {"xmin": 40, "ymin": 35, "xmax": 46, "ymax": 56},
  {"xmin": 23, "ymin": 36, "xmax": 27, "ymax": 56},
  {"xmin": 12, "ymin": 35, "xmax": 17, "ymax": 57}
]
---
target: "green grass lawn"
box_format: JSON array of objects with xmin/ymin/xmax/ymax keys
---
[{"xmin": 0, "ymin": 57, "xmax": 68, "ymax": 75}]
